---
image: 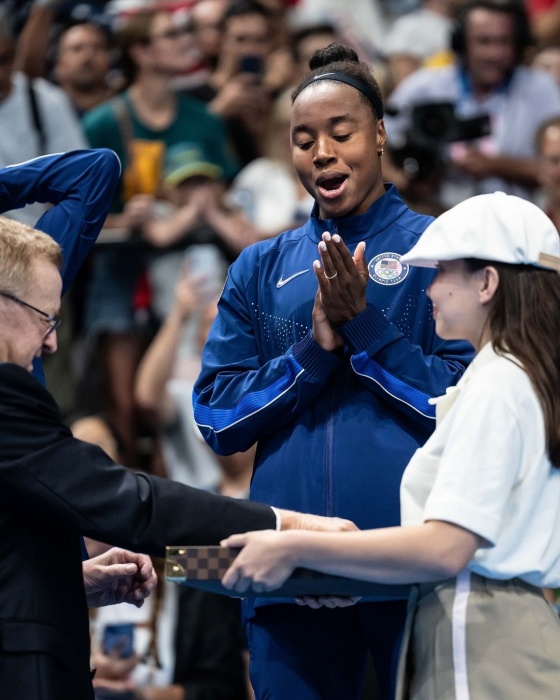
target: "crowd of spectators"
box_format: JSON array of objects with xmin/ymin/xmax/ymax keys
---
[{"xmin": 2, "ymin": 0, "xmax": 560, "ymax": 698}]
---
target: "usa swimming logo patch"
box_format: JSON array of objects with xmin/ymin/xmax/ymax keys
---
[{"xmin": 368, "ymin": 252, "xmax": 409, "ymax": 286}]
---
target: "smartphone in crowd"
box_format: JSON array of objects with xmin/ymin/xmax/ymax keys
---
[
  {"xmin": 102, "ymin": 622, "xmax": 135, "ymax": 659},
  {"xmin": 240, "ymin": 54, "xmax": 263, "ymax": 78}
]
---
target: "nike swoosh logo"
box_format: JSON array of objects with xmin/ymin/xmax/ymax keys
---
[{"xmin": 276, "ymin": 269, "xmax": 310, "ymax": 288}]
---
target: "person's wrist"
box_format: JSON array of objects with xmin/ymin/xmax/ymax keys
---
[
  {"xmin": 281, "ymin": 530, "xmax": 304, "ymax": 568},
  {"xmin": 171, "ymin": 301, "xmax": 194, "ymax": 326},
  {"xmin": 277, "ymin": 508, "xmax": 297, "ymax": 530}
]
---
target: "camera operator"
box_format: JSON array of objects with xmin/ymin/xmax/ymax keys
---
[
  {"xmin": 383, "ymin": 0, "xmax": 560, "ymax": 208},
  {"xmin": 386, "ymin": 101, "xmax": 492, "ymax": 215}
]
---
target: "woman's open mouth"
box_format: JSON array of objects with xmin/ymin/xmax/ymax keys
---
[{"xmin": 317, "ymin": 174, "xmax": 348, "ymax": 200}]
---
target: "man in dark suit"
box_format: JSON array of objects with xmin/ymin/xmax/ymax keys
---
[{"xmin": 0, "ymin": 151, "xmax": 354, "ymax": 700}]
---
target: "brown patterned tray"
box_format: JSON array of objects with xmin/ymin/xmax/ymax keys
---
[{"xmin": 166, "ymin": 546, "xmax": 411, "ymax": 599}]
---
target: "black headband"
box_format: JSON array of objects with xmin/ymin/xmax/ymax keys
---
[{"xmin": 298, "ymin": 71, "xmax": 384, "ymax": 119}]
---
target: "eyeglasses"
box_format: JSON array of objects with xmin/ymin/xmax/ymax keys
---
[{"xmin": 0, "ymin": 291, "xmax": 61, "ymax": 337}]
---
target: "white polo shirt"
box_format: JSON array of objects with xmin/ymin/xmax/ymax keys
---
[{"xmin": 400, "ymin": 343, "xmax": 560, "ymax": 588}]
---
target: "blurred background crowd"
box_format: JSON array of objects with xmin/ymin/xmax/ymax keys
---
[{"xmin": 2, "ymin": 0, "xmax": 560, "ymax": 698}]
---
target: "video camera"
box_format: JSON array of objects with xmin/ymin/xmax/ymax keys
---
[{"xmin": 387, "ymin": 102, "xmax": 491, "ymax": 181}]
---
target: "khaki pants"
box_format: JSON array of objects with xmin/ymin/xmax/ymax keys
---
[{"xmin": 396, "ymin": 571, "xmax": 560, "ymax": 700}]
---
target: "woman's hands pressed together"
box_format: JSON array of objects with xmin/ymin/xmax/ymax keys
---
[{"xmin": 312, "ymin": 232, "xmax": 368, "ymax": 351}]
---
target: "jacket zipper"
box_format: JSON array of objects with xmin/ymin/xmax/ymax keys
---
[{"xmin": 324, "ymin": 219, "xmax": 338, "ymax": 517}]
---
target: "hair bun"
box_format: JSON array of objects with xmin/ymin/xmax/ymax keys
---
[{"xmin": 309, "ymin": 43, "xmax": 359, "ymax": 70}]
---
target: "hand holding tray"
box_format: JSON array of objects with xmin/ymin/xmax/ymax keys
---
[{"xmin": 166, "ymin": 545, "xmax": 411, "ymax": 599}]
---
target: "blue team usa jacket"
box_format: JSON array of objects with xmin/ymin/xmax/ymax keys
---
[{"xmin": 193, "ymin": 185, "xmax": 473, "ymax": 533}]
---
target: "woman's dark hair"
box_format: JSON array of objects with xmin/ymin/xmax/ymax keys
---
[
  {"xmin": 116, "ymin": 9, "xmax": 158, "ymax": 86},
  {"xmin": 465, "ymin": 259, "xmax": 560, "ymax": 467},
  {"xmin": 291, "ymin": 43, "xmax": 383, "ymax": 121}
]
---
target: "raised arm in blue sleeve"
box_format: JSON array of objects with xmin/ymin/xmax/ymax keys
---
[{"xmin": 0, "ymin": 149, "xmax": 121, "ymax": 293}]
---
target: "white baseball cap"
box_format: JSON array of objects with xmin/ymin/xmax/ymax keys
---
[{"xmin": 401, "ymin": 192, "xmax": 560, "ymax": 268}]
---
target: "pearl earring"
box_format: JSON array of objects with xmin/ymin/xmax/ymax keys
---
[{"xmin": 378, "ymin": 148, "xmax": 384, "ymax": 156}]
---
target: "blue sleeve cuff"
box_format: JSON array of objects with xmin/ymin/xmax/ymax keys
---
[
  {"xmin": 338, "ymin": 304, "xmax": 391, "ymax": 354},
  {"xmin": 292, "ymin": 331, "xmax": 341, "ymax": 381}
]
